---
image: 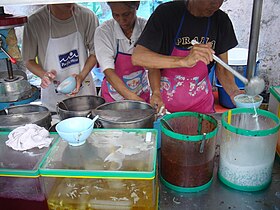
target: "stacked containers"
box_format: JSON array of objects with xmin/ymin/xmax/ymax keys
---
[
  {"xmin": 40, "ymin": 129, "xmax": 158, "ymax": 209},
  {"xmin": 219, "ymin": 108, "xmax": 280, "ymax": 191},
  {"xmin": 268, "ymin": 86, "xmax": 280, "ymax": 156},
  {"xmin": 0, "ymin": 132, "xmax": 57, "ymax": 210},
  {"xmin": 216, "ymin": 48, "xmax": 259, "ymax": 108},
  {"xmin": 160, "ymin": 112, "xmax": 218, "ymax": 192}
]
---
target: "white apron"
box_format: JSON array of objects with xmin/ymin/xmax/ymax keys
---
[{"xmin": 41, "ymin": 9, "xmax": 96, "ymax": 112}]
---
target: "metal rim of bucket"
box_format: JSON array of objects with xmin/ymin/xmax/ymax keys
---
[
  {"xmin": 221, "ymin": 108, "xmax": 280, "ymax": 136},
  {"xmin": 161, "ymin": 112, "xmax": 218, "ymax": 142}
]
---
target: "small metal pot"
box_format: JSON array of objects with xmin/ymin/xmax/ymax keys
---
[
  {"xmin": 57, "ymin": 95, "xmax": 105, "ymax": 120},
  {"xmin": 94, "ymin": 100, "xmax": 156, "ymax": 128},
  {"xmin": 0, "ymin": 104, "xmax": 52, "ymax": 131}
]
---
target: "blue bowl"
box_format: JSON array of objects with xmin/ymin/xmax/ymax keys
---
[
  {"xmin": 56, "ymin": 117, "xmax": 94, "ymax": 146},
  {"xmin": 234, "ymin": 94, "xmax": 263, "ymax": 109},
  {"xmin": 56, "ymin": 76, "xmax": 76, "ymax": 94}
]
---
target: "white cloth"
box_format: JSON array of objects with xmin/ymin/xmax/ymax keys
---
[
  {"xmin": 94, "ymin": 17, "xmax": 147, "ymax": 72},
  {"xmin": 6, "ymin": 124, "xmax": 53, "ymax": 151},
  {"xmin": 41, "ymin": 9, "xmax": 96, "ymax": 112}
]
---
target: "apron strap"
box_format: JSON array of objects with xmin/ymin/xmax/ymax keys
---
[
  {"xmin": 114, "ymin": 39, "xmax": 120, "ymax": 64},
  {"xmin": 173, "ymin": 12, "xmax": 186, "ymax": 49},
  {"xmin": 48, "ymin": 6, "xmax": 52, "ymax": 38},
  {"xmin": 204, "ymin": 17, "xmax": 211, "ymax": 44},
  {"xmin": 48, "ymin": 6, "xmax": 79, "ymax": 38}
]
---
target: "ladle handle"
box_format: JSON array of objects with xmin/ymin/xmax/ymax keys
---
[
  {"xmin": 212, "ymin": 54, "xmax": 248, "ymax": 85},
  {"xmin": 191, "ymin": 39, "xmax": 249, "ymax": 85}
]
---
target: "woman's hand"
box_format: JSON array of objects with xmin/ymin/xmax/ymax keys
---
[
  {"xmin": 127, "ymin": 93, "xmax": 145, "ymax": 102},
  {"xmin": 40, "ymin": 70, "xmax": 57, "ymax": 89},
  {"xmin": 150, "ymin": 92, "xmax": 164, "ymax": 113}
]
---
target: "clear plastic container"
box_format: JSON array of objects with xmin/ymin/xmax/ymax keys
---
[
  {"xmin": 40, "ymin": 129, "xmax": 158, "ymax": 210},
  {"xmin": 160, "ymin": 112, "xmax": 218, "ymax": 192},
  {"xmin": 219, "ymin": 108, "xmax": 280, "ymax": 191},
  {"xmin": 0, "ymin": 132, "xmax": 57, "ymax": 210},
  {"xmin": 268, "ymin": 86, "xmax": 280, "ymax": 157}
]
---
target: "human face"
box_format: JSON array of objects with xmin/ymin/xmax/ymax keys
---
[
  {"xmin": 109, "ymin": 3, "xmax": 137, "ymax": 32},
  {"xmin": 189, "ymin": 0, "xmax": 224, "ymax": 17}
]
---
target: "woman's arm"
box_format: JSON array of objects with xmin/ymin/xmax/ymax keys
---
[
  {"xmin": 148, "ymin": 68, "xmax": 164, "ymax": 110},
  {"xmin": 104, "ymin": 68, "xmax": 144, "ymax": 101}
]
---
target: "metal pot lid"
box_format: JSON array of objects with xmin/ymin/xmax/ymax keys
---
[
  {"xmin": 57, "ymin": 95, "xmax": 105, "ymax": 112},
  {"xmin": 0, "ymin": 104, "xmax": 51, "ymax": 129},
  {"xmin": 94, "ymin": 101, "xmax": 156, "ymax": 123},
  {"xmin": 92, "ymin": 109, "xmax": 155, "ymax": 123}
]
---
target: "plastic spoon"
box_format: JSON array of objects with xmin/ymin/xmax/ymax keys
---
[
  {"xmin": 191, "ymin": 40, "xmax": 265, "ymax": 96},
  {"xmin": 86, "ymin": 115, "xmax": 99, "ymax": 130}
]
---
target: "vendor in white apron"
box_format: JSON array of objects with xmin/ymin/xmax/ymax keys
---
[
  {"xmin": 94, "ymin": 1, "xmax": 150, "ymax": 103},
  {"xmin": 22, "ymin": 4, "xmax": 98, "ymax": 112}
]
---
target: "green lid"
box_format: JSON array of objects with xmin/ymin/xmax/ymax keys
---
[
  {"xmin": 39, "ymin": 129, "xmax": 157, "ymax": 180},
  {"xmin": 0, "ymin": 132, "xmax": 59, "ymax": 178},
  {"xmin": 161, "ymin": 112, "xmax": 218, "ymax": 142},
  {"xmin": 270, "ymin": 86, "xmax": 280, "ymax": 102}
]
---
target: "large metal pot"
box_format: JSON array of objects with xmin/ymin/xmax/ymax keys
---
[
  {"xmin": 57, "ymin": 95, "xmax": 105, "ymax": 120},
  {"xmin": 94, "ymin": 100, "xmax": 156, "ymax": 128},
  {"xmin": 0, "ymin": 104, "xmax": 52, "ymax": 131}
]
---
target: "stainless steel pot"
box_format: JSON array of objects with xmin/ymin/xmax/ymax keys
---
[
  {"xmin": 0, "ymin": 104, "xmax": 52, "ymax": 131},
  {"xmin": 94, "ymin": 100, "xmax": 156, "ymax": 128},
  {"xmin": 57, "ymin": 95, "xmax": 105, "ymax": 120}
]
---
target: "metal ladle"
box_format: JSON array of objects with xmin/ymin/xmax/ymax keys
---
[
  {"xmin": 161, "ymin": 118, "xmax": 175, "ymax": 132},
  {"xmin": 191, "ymin": 40, "xmax": 265, "ymax": 96}
]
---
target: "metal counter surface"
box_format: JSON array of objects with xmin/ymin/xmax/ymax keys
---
[
  {"xmin": 158, "ymin": 112, "xmax": 280, "ymax": 210},
  {"xmin": 158, "ymin": 148, "xmax": 280, "ymax": 210}
]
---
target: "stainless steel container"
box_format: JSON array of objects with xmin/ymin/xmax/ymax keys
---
[
  {"xmin": 94, "ymin": 100, "xmax": 156, "ymax": 128},
  {"xmin": 57, "ymin": 95, "xmax": 105, "ymax": 120},
  {"xmin": 0, "ymin": 104, "xmax": 52, "ymax": 131},
  {"xmin": 0, "ymin": 75, "xmax": 32, "ymax": 102}
]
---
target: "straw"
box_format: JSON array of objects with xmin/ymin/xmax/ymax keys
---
[{"xmin": 228, "ymin": 109, "xmax": 232, "ymax": 125}]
